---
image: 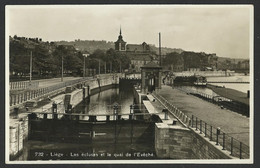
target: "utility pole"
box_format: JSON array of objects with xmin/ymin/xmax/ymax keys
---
[
  {"xmin": 99, "ymin": 59, "xmax": 100, "ymax": 75},
  {"xmin": 110, "ymin": 62, "xmax": 112, "ymax": 74},
  {"xmin": 159, "ymin": 32, "xmax": 162, "ymax": 66},
  {"xmin": 105, "ymin": 61, "xmax": 106, "ymax": 74},
  {"xmin": 29, "ymin": 51, "xmax": 32, "ymax": 84},
  {"xmin": 119, "ymin": 61, "xmax": 122, "ymax": 73},
  {"xmin": 61, "ymin": 55, "xmax": 63, "ymax": 82},
  {"xmin": 83, "ymin": 56, "xmax": 86, "ymax": 78}
]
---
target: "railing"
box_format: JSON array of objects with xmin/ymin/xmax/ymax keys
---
[
  {"xmin": 9, "ymin": 74, "xmax": 122, "ymax": 107},
  {"xmin": 10, "ymin": 81, "xmax": 39, "ymax": 90},
  {"xmin": 152, "ymin": 92, "xmax": 250, "ymax": 159}
]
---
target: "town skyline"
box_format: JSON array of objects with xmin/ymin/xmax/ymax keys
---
[{"xmin": 6, "ymin": 5, "xmax": 253, "ymax": 59}]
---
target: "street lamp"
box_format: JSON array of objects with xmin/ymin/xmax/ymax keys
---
[
  {"xmin": 113, "ymin": 104, "xmax": 118, "ymax": 120},
  {"xmin": 105, "ymin": 61, "xmax": 106, "ymax": 74},
  {"xmin": 29, "ymin": 51, "xmax": 32, "ymax": 84},
  {"xmin": 83, "ymin": 54, "xmax": 89, "ymax": 78},
  {"xmin": 110, "ymin": 62, "xmax": 112, "ymax": 74},
  {"xmin": 61, "ymin": 55, "xmax": 63, "ymax": 82},
  {"xmin": 130, "ymin": 104, "xmax": 135, "ymax": 120},
  {"xmin": 99, "ymin": 59, "xmax": 100, "ymax": 75},
  {"xmin": 120, "ymin": 61, "xmax": 122, "ymax": 73},
  {"xmin": 130, "ymin": 104, "xmax": 133, "ymax": 114}
]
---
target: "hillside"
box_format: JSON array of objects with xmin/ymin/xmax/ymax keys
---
[
  {"xmin": 55, "ymin": 40, "xmax": 114, "ymax": 53},
  {"xmin": 55, "ymin": 40, "xmax": 184, "ymax": 55},
  {"xmin": 149, "ymin": 45, "xmax": 184, "ymax": 55}
]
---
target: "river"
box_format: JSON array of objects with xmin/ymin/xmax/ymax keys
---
[{"xmin": 207, "ymin": 74, "xmax": 250, "ymax": 93}]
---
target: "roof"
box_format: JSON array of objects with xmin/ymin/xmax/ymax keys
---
[
  {"xmin": 141, "ymin": 61, "xmax": 162, "ymax": 69},
  {"xmin": 126, "ymin": 44, "xmax": 144, "ymax": 51}
]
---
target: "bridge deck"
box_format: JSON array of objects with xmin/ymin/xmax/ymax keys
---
[{"xmin": 157, "ymin": 85, "xmax": 249, "ymax": 146}]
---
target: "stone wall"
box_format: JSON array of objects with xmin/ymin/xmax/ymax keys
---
[
  {"xmin": 190, "ymin": 129, "xmax": 232, "ymax": 159},
  {"xmin": 155, "ymin": 123, "xmax": 232, "ymax": 159},
  {"xmin": 9, "ymin": 116, "xmax": 29, "ymax": 160},
  {"xmin": 155, "ymin": 123, "xmax": 196, "ymax": 159}
]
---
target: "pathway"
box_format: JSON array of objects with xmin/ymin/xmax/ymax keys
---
[{"xmin": 157, "ymin": 85, "xmax": 250, "ymax": 145}]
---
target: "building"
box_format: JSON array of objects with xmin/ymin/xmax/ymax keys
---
[
  {"xmin": 114, "ymin": 27, "xmax": 126, "ymax": 51},
  {"xmin": 126, "ymin": 42, "xmax": 151, "ymax": 53},
  {"xmin": 114, "ymin": 28, "xmax": 159, "ymax": 72},
  {"xmin": 128, "ymin": 53, "xmax": 159, "ymax": 73}
]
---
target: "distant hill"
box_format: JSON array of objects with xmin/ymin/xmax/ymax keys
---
[
  {"xmin": 149, "ymin": 45, "xmax": 184, "ymax": 55},
  {"xmin": 54, "ymin": 40, "xmax": 114, "ymax": 53},
  {"xmin": 54, "ymin": 40, "xmax": 184, "ymax": 55}
]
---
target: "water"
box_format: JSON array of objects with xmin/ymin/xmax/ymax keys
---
[
  {"xmin": 74, "ymin": 88, "xmax": 134, "ymax": 120},
  {"xmin": 19, "ymin": 87, "xmax": 156, "ymax": 161},
  {"xmin": 207, "ymin": 75, "xmax": 249, "ymax": 83},
  {"xmin": 207, "ymin": 74, "xmax": 250, "ymax": 93}
]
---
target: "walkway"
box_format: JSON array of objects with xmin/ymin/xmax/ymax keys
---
[
  {"xmin": 157, "ymin": 85, "xmax": 250, "ymax": 146},
  {"xmin": 37, "ymin": 77, "xmax": 83, "ymax": 88}
]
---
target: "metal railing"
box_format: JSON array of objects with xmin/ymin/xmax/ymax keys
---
[
  {"xmin": 9, "ymin": 74, "xmax": 122, "ymax": 107},
  {"xmin": 152, "ymin": 92, "xmax": 250, "ymax": 159}
]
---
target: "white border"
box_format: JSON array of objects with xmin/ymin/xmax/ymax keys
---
[{"xmin": 5, "ymin": 4, "xmax": 254, "ymax": 164}]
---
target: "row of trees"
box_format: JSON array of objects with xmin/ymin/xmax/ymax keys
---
[
  {"xmin": 10, "ymin": 37, "xmax": 130, "ymax": 80},
  {"xmin": 10, "ymin": 40, "xmax": 84, "ymax": 78},
  {"xmin": 87, "ymin": 48, "xmax": 130, "ymax": 73},
  {"xmin": 162, "ymin": 51, "xmax": 217, "ymax": 71}
]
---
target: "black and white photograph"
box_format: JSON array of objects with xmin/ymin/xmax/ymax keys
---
[{"xmin": 5, "ymin": 5, "xmax": 254, "ymax": 164}]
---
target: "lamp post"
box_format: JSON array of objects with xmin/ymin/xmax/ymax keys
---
[
  {"xmin": 130, "ymin": 104, "xmax": 135, "ymax": 120},
  {"xmin": 99, "ymin": 59, "xmax": 100, "ymax": 75},
  {"xmin": 61, "ymin": 55, "xmax": 63, "ymax": 82},
  {"xmin": 105, "ymin": 61, "xmax": 106, "ymax": 74},
  {"xmin": 113, "ymin": 104, "xmax": 118, "ymax": 120},
  {"xmin": 110, "ymin": 62, "xmax": 112, "ymax": 74},
  {"xmin": 83, "ymin": 54, "xmax": 89, "ymax": 78},
  {"xmin": 83, "ymin": 56, "xmax": 86, "ymax": 78},
  {"xmin": 130, "ymin": 104, "xmax": 133, "ymax": 114},
  {"xmin": 120, "ymin": 61, "xmax": 122, "ymax": 73},
  {"xmin": 29, "ymin": 51, "xmax": 32, "ymax": 84}
]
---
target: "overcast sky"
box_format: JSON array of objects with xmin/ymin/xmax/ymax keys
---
[{"xmin": 6, "ymin": 5, "xmax": 253, "ymax": 59}]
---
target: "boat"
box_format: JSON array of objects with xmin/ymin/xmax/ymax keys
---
[{"xmin": 193, "ymin": 76, "xmax": 207, "ymax": 86}]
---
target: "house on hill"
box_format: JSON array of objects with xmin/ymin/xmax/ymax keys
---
[{"xmin": 114, "ymin": 27, "xmax": 159, "ymax": 72}]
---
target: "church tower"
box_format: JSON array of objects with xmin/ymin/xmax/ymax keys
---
[{"xmin": 115, "ymin": 27, "xmax": 126, "ymax": 51}]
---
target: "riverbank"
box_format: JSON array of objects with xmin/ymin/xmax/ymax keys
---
[{"xmin": 207, "ymin": 84, "xmax": 249, "ymax": 106}]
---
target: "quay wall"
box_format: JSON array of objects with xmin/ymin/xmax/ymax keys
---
[
  {"xmin": 155, "ymin": 123, "xmax": 195, "ymax": 159},
  {"xmin": 64, "ymin": 76, "xmax": 118, "ymax": 109},
  {"xmin": 155, "ymin": 123, "xmax": 233, "ymax": 159}
]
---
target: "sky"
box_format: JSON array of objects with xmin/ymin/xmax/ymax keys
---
[{"xmin": 6, "ymin": 5, "xmax": 253, "ymax": 59}]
